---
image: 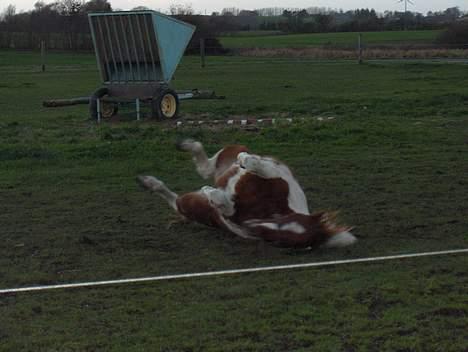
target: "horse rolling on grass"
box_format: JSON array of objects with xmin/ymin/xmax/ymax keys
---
[{"xmin": 137, "ymin": 139, "xmax": 356, "ymax": 249}]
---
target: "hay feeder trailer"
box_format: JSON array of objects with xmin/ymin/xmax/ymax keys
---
[
  {"xmin": 89, "ymin": 10, "xmax": 196, "ymax": 121},
  {"xmin": 44, "ymin": 11, "xmax": 222, "ymax": 121}
]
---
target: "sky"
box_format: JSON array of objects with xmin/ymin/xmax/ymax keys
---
[{"xmin": 5, "ymin": 0, "xmax": 468, "ymax": 15}]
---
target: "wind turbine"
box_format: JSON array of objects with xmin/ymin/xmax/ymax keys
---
[
  {"xmin": 398, "ymin": 0, "xmax": 414, "ymax": 14},
  {"xmin": 398, "ymin": 0, "xmax": 414, "ymax": 30}
]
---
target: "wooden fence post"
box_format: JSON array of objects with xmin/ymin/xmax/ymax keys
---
[
  {"xmin": 358, "ymin": 33, "xmax": 363, "ymax": 65},
  {"xmin": 41, "ymin": 40, "xmax": 46, "ymax": 72}
]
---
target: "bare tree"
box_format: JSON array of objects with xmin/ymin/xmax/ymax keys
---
[
  {"xmin": 83, "ymin": 0, "xmax": 112, "ymax": 13},
  {"xmin": 222, "ymin": 7, "xmax": 240, "ymax": 16},
  {"xmin": 169, "ymin": 3, "xmax": 194, "ymax": 16},
  {"xmin": 34, "ymin": 1, "xmax": 46, "ymax": 12},
  {"xmin": 1, "ymin": 4, "xmax": 16, "ymax": 22},
  {"xmin": 56, "ymin": 0, "xmax": 83, "ymax": 15}
]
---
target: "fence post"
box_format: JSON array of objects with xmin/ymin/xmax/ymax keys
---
[
  {"xmin": 200, "ymin": 38, "xmax": 206, "ymax": 68},
  {"xmin": 358, "ymin": 33, "xmax": 363, "ymax": 65},
  {"xmin": 41, "ymin": 40, "xmax": 46, "ymax": 72}
]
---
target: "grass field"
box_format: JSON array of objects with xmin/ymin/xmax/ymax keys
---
[
  {"xmin": 219, "ymin": 30, "xmax": 442, "ymax": 48},
  {"xmin": 0, "ymin": 50, "xmax": 467, "ymax": 351}
]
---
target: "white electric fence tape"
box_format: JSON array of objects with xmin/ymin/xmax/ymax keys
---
[{"xmin": 1, "ymin": 248, "xmax": 467, "ymax": 294}]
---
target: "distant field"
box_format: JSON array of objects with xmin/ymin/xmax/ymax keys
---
[
  {"xmin": 220, "ymin": 30, "xmax": 283, "ymax": 37},
  {"xmin": 0, "ymin": 50, "xmax": 467, "ymax": 351},
  {"xmin": 219, "ymin": 30, "xmax": 442, "ymax": 48}
]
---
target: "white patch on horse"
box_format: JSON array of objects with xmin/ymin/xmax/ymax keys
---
[
  {"xmin": 219, "ymin": 166, "xmax": 246, "ymax": 215},
  {"xmin": 280, "ymin": 222, "xmax": 306, "ymax": 234},
  {"xmin": 323, "ymin": 231, "xmax": 357, "ymax": 248},
  {"xmin": 249, "ymin": 222, "xmax": 279, "ymax": 230},
  {"xmin": 201, "ymin": 185, "xmax": 234, "ymax": 216},
  {"xmin": 200, "ymin": 167, "xmax": 247, "ymax": 217}
]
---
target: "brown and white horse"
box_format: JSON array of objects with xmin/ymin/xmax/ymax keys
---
[{"xmin": 137, "ymin": 139, "xmax": 356, "ymax": 249}]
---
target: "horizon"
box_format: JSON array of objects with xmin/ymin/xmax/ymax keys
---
[
  {"xmin": 4, "ymin": 0, "xmax": 468, "ymax": 15},
  {"xmin": 5, "ymin": 0, "xmax": 468, "ymax": 16}
]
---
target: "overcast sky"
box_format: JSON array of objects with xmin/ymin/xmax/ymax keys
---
[{"xmin": 7, "ymin": 0, "xmax": 468, "ymax": 15}]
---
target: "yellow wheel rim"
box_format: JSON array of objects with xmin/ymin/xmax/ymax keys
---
[{"xmin": 160, "ymin": 94, "xmax": 177, "ymax": 118}]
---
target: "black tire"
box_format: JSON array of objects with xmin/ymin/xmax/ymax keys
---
[
  {"xmin": 151, "ymin": 88, "xmax": 179, "ymax": 119},
  {"xmin": 89, "ymin": 87, "xmax": 118, "ymax": 120}
]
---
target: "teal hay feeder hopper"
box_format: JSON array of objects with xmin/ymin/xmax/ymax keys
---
[{"xmin": 88, "ymin": 10, "xmax": 195, "ymax": 121}]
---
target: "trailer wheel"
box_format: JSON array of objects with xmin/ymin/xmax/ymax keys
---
[
  {"xmin": 89, "ymin": 87, "xmax": 118, "ymax": 120},
  {"xmin": 152, "ymin": 89, "xmax": 179, "ymax": 119},
  {"xmin": 101, "ymin": 102, "xmax": 118, "ymax": 119}
]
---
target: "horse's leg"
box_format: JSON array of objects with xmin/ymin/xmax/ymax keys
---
[
  {"xmin": 177, "ymin": 139, "xmax": 249, "ymax": 182},
  {"xmin": 177, "ymin": 139, "xmax": 217, "ymax": 180},
  {"xmin": 137, "ymin": 175, "xmax": 224, "ymax": 227},
  {"xmin": 136, "ymin": 175, "xmax": 178, "ymax": 210}
]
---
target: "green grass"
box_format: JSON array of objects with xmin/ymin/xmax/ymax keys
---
[
  {"xmin": 219, "ymin": 30, "xmax": 442, "ymax": 48},
  {"xmin": 0, "ymin": 50, "xmax": 467, "ymax": 351}
]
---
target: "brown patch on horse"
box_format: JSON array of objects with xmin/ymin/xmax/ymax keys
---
[
  {"xmin": 244, "ymin": 213, "xmax": 339, "ymax": 248},
  {"xmin": 176, "ymin": 193, "xmax": 223, "ymax": 228},
  {"xmin": 230, "ymin": 173, "xmax": 292, "ymax": 224}
]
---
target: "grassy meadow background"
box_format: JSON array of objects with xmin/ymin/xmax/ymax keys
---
[
  {"xmin": 219, "ymin": 29, "xmax": 442, "ymax": 48},
  {"xmin": 218, "ymin": 30, "xmax": 468, "ymax": 60},
  {"xmin": 0, "ymin": 48, "xmax": 467, "ymax": 351}
]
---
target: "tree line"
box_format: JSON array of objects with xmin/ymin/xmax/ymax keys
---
[
  {"xmin": 0, "ymin": 2, "xmax": 466, "ymax": 51},
  {"xmin": 0, "ymin": 0, "xmax": 112, "ymax": 50},
  {"xmin": 259, "ymin": 7, "xmax": 465, "ymax": 33}
]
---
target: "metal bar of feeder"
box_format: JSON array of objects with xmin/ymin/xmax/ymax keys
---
[
  {"xmin": 104, "ymin": 16, "xmax": 119, "ymax": 82},
  {"xmin": 88, "ymin": 16, "xmax": 105, "ymax": 82},
  {"xmin": 128, "ymin": 14, "xmax": 141, "ymax": 81},
  {"xmin": 96, "ymin": 17, "xmax": 112, "ymax": 83},
  {"xmin": 135, "ymin": 14, "xmax": 150, "ymax": 82},
  {"xmin": 111, "ymin": 15, "xmax": 127, "ymax": 83},
  {"xmin": 143, "ymin": 14, "xmax": 158, "ymax": 81},
  {"xmin": 119, "ymin": 15, "xmax": 134, "ymax": 81}
]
